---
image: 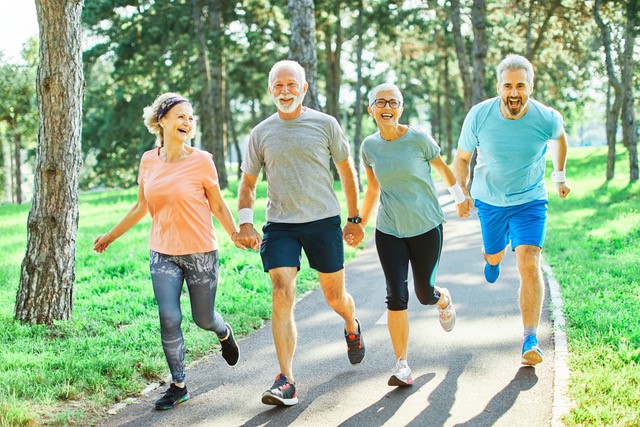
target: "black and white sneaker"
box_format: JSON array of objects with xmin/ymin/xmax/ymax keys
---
[
  {"xmin": 220, "ymin": 323, "xmax": 239, "ymax": 366},
  {"xmin": 261, "ymin": 373, "xmax": 298, "ymax": 406},
  {"xmin": 155, "ymin": 383, "xmax": 189, "ymax": 410}
]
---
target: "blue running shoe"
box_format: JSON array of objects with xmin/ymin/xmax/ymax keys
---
[
  {"xmin": 521, "ymin": 335, "xmax": 543, "ymax": 366},
  {"xmin": 484, "ymin": 262, "xmax": 500, "ymax": 283}
]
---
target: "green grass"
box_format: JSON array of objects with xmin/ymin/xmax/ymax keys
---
[
  {"xmin": 1, "ymin": 148, "xmax": 639, "ymax": 426},
  {"xmin": 543, "ymin": 146, "xmax": 640, "ymax": 426},
  {"xmin": 0, "ymin": 176, "xmax": 362, "ymax": 426}
]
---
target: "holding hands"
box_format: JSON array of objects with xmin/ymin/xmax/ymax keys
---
[
  {"xmin": 343, "ymin": 222, "xmax": 365, "ymax": 248},
  {"xmin": 235, "ymin": 223, "xmax": 262, "ymax": 251},
  {"xmin": 456, "ymin": 197, "xmax": 474, "ymax": 218}
]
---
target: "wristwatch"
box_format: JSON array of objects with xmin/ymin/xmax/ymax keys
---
[{"xmin": 347, "ymin": 216, "xmax": 362, "ymax": 224}]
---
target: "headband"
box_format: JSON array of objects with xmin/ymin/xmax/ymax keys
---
[{"xmin": 157, "ymin": 96, "xmax": 190, "ymax": 121}]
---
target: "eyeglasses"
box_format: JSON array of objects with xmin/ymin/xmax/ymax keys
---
[{"xmin": 371, "ymin": 99, "xmax": 402, "ymax": 109}]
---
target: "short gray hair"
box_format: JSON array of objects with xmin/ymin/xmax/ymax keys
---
[
  {"xmin": 496, "ymin": 54, "xmax": 534, "ymax": 85},
  {"xmin": 368, "ymin": 83, "xmax": 403, "ymax": 106},
  {"xmin": 268, "ymin": 60, "xmax": 306, "ymax": 87}
]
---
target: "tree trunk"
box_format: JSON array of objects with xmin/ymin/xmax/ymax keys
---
[
  {"xmin": 605, "ymin": 83, "xmax": 620, "ymax": 180},
  {"xmin": 352, "ymin": 0, "xmax": 364, "ymax": 188},
  {"xmin": 444, "ymin": 55, "xmax": 454, "ymax": 164},
  {"xmin": 525, "ymin": 0, "xmax": 561, "ymax": 60},
  {"xmin": 621, "ymin": 0, "xmax": 638, "ymax": 182},
  {"xmin": 16, "ymin": 0, "xmax": 83, "ymax": 325},
  {"xmin": 595, "ymin": 0, "xmax": 625, "ymax": 181},
  {"xmin": 192, "ymin": 0, "xmax": 216, "ymax": 161},
  {"xmin": 324, "ymin": 0, "xmax": 342, "ymax": 122},
  {"xmin": 208, "ymin": 0, "xmax": 228, "ymax": 189},
  {"xmin": 13, "ymin": 131, "xmax": 22, "ymax": 204},
  {"xmin": 449, "ymin": 0, "xmax": 472, "ymax": 112},
  {"xmin": 226, "ymin": 97, "xmax": 242, "ymax": 181},
  {"xmin": 288, "ymin": 0, "xmax": 321, "ymax": 111},
  {"xmin": 471, "ymin": 0, "xmax": 487, "ymax": 105}
]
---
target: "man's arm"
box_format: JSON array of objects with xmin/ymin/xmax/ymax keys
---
[
  {"xmin": 237, "ymin": 172, "xmax": 262, "ymax": 250},
  {"xmin": 549, "ymin": 129, "xmax": 571, "ymax": 199},
  {"xmin": 453, "ymin": 148, "xmax": 474, "ymax": 216},
  {"xmin": 335, "ymin": 156, "xmax": 364, "ymax": 247}
]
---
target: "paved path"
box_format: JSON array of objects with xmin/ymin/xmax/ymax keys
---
[{"xmin": 102, "ymin": 193, "xmax": 555, "ymax": 426}]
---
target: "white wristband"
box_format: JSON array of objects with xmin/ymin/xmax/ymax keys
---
[
  {"xmin": 550, "ymin": 170, "xmax": 566, "ymax": 183},
  {"xmin": 448, "ymin": 183, "xmax": 466, "ymax": 204},
  {"xmin": 238, "ymin": 208, "xmax": 254, "ymax": 225}
]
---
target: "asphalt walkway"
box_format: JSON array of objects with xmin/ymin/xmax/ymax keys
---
[{"xmin": 102, "ymin": 192, "xmax": 556, "ymax": 426}]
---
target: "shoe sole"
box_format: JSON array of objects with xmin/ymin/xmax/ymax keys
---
[
  {"xmin": 388, "ymin": 375, "xmax": 413, "ymax": 387},
  {"xmin": 521, "ymin": 349, "xmax": 544, "ymax": 366},
  {"xmin": 155, "ymin": 394, "xmax": 190, "ymax": 410},
  {"xmin": 261, "ymin": 392, "xmax": 298, "ymax": 406}
]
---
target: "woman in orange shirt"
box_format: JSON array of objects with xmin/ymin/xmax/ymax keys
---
[{"xmin": 94, "ymin": 92, "xmax": 246, "ymax": 410}]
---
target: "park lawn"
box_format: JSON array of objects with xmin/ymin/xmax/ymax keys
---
[
  {"xmin": 0, "ymin": 177, "xmax": 362, "ymax": 426},
  {"xmin": 544, "ymin": 146, "xmax": 640, "ymax": 426}
]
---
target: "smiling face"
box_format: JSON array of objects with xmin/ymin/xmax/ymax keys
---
[
  {"xmin": 497, "ymin": 68, "xmax": 533, "ymax": 119},
  {"xmin": 159, "ymin": 103, "xmax": 195, "ymax": 142},
  {"xmin": 268, "ymin": 66, "xmax": 308, "ymax": 119},
  {"xmin": 368, "ymin": 90, "xmax": 404, "ymax": 128}
]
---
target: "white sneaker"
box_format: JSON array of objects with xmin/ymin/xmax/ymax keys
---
[
  {"xmin": 388, "ymin": 359, "xmax": 413, "ymax": 386},
  {"xmin": 438, "ymin": 288, "xmax": 456, "ymax": 332}
]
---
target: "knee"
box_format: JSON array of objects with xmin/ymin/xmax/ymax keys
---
[
  {"xmin": 272, "ymin": 283, "xmax": 295, "ymax": 307},
  {"xmin": 159, "ymin": 310, "xmax": 182, "ymax": 333},
  {"xmin": 386, "ymin": 294, "xmax": 409, "ymax": 311},
  {"xmin": 416, "ymin": 290, "xmax": 439, "ymax": 306},
  {"xmin": 516, "ymin": 246, "xmax": 541, "ymax": 271}
]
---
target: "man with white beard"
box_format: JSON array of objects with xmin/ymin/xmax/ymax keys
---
[
  {"xmin": 453, "ymin": 54, "xmax": 571, "ymax": 367},
  {"xmin": 236, "ymin": 60, "xmax": 365, "ymax": 406}
]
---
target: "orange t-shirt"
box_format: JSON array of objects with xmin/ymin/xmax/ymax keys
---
[{"xmin": 138, "ymin": 148, "xmax": 219, "ymax": 255}]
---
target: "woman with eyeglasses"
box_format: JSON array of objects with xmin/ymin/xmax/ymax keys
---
[{"xmin": 358, "ymin": 83, "xmax": 470, "ymax": 387}]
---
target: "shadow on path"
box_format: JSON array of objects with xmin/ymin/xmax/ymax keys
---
[
  {"xmin": 454, "ymin": 366, "xmax": 539, "ymax": 426},
  {"xmin": 338, "ymin": 373, "xmax": 437, "ymax": 427}
]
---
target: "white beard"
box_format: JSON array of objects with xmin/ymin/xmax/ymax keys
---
[{"xmin": 272, "ymin": 92, "xmax": 305, "ymax": 113}]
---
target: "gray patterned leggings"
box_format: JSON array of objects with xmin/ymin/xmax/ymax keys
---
[{"xmin": 150, "ymin": 250, "xmax": 228, "ymax": 384}]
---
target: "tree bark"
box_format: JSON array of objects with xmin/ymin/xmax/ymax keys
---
[
  {"xmin": 16, "ymin": 0, "xmax": 83, "ymax": 325},
  {"xmin": 444, "ymin": 54, "xmax": 454, "ymax": 164},
  {"xmin": 449, "ymin": 0, "xmax": 472, "ymax": 112},
  {"xmin": 288, "ymin": 0, "xmax": 321, "ymax": 111},
  {"xmin": 13, "ymin": 131, "xmax": 22, "ymax": 204},
  {"xmin": 208, "ymin": 0, "xmax": 228, "ymax": 188},
  {"xmin": 352, "ymin": 0, "xmax": 364, "ymax": 187},
  {"xmin": 471, "ymin": 0, "xmax": 487, "ymax": 105},
  {"xmin": 595, "ymin": 0, "xmax": 624, "ymax": 181},
  {"xmin": 324, "ymin": 0, "xmax": 342, "ymax": 122},
  {"xmin": 621, "ymin": 0, "xmax": 638, "ymax": 181},
  {"xmin": 192, "ymin": 0, "xmax": 216, "ymax": 168}
]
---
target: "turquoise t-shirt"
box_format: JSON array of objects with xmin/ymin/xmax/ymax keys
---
[
  {"xmin": 457, "ymin": 97, "xmax": 563, "ymax": 207},
  {"xmin": 362, "ymin": 127, "xmax": 446, "ymax": 238}
]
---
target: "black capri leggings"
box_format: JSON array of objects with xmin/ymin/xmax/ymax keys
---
[{"xmin": 375, "ymin": 225, "xmax": 443, "ymax": 311}]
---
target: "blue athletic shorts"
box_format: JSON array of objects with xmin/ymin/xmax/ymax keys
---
[
  {"xmin": 475, "ymin": 199, "xmax": 548, "ymax": 254},
  {"xmin": 260, "ymin": 215, "xmax": 344, "ymax": 273}
]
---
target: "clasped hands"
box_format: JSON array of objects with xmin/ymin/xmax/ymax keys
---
[{"xmin": 233, "ymin": 222, "xmax": 365, "ymax": 250}]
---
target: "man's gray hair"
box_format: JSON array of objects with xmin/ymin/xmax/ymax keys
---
[
  {"xmin": 496, "ymin": 54, "xmax": 534, "ymax": 85},
  {"xmin": 268, "ymin": 60, "xmax": 306, "ymax": 86},
  {"xmin": 368, "ymin": 83, "xmax": 403, "ymax": 106}
]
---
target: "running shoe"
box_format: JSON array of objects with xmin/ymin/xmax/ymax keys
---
[
  {"xmin": 344, "ymin": 317, "xmax": 365, "ymax": 365},
  {"xmin": 220, "ymin": 323, "xmax": 239, "ymax": 366},
  {"xmin": 521, "ymin": 335, "xmax": 544, "ymax": 366},
  {"xmin": 484, "ymin": 262, "xmax": 501, "ymax": 283},
  {"xmin": 437, "ymin": 288, "xmax": 456, "ymax": 332},
  {"xmin": 155, "ymin": 383, "xmax": 189, "ymax": 410},
  {"xmin": 388, "ymin": 359, "xmax": 413, "ymax": 387},
  {"xmin": 261, "ymin": 373, "xmax": 298, "ymax": 406}
]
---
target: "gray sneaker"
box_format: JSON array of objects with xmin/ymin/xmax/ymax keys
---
[
  {"xmin": 438, "ymin": 288, "xmax": 456, "ymax": 332},
  {"xmin": 388, "ymin": 359, "xmax": 413, "ymax": 386}
]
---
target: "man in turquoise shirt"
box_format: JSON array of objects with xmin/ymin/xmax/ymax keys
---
[{"xmin": 453, "ymin": 54, "xmax": 571, "ymax": 367}]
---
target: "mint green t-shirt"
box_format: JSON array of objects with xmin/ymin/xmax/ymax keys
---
[{"xmin": 362, "ymin": 127, "xmax": 446, "ymax": 238}]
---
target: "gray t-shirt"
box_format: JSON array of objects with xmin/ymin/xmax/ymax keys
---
[
  {"xmin": 362, "ymin": 126, "xmax": 446, "ymax": 238},
  {"xmin": 242, "ymin": 108, "xmax": 350, "ymax": 223}
]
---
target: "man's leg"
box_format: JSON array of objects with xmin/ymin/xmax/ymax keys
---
[
  {"xmin": 515, "ymin": 244, "xmax": 544, "ymax": 365},
  {"xmin": 318, "ymin": 269, "xmax": 357, "ymax": 333},
  {"xmin": 515, "ymin": 244, "xmax": 544, "ymax": 329},
  {"xmin": 269, "ymin": 266, "xmax": 298, "ymax": 382}
]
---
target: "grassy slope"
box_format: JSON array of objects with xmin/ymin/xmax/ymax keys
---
[{"xmin": 544, "ymin": 146, "xmax": 639, "ymax": 426}]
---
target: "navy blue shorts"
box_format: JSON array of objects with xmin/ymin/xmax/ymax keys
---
[
  {"xmin": 475, "ymin": 199, "xmax": 548, "ymax": 254},
  {"xmin": 260, "ymin": 215, "xmax": 344, "ymax": 273}
]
